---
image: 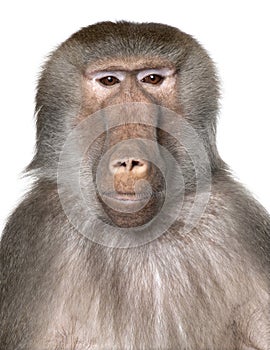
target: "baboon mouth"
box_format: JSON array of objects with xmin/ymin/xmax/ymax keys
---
[
  {"xmin": 98, "ymin": 190, "xmax": 165, "ymax": 224},
  {"xmin": 101, "ymin": 191, "xmax": 162, "ymax": 203}
]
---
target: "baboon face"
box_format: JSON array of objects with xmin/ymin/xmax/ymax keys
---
[
  {"xmin": 31, "ymin": 21, "xmax": 220, "ymax": 232},
  {"xmin": 81, "ymin": 58, "xmax": 177, "ymax": 228}
]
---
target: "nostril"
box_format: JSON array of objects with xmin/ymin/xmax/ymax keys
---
[
  {"xmin": 109, "ymin": 158, "xmax": 148, "ymax": 175},
  {"xmin": 131, "ymin": 160, "xmax": 142, "ymax": 168},
  {"xmin": 115, "ymin": 161, "xmax": 127, "ymax": 168}
]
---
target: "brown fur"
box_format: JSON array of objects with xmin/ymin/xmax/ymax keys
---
[{"xmin": 0, "ymin": 21, "xmax": 269, "ymax": 349}]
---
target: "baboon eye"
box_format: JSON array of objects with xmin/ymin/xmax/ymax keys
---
[
  {"xmin": 141, "ymin": 74, "xmax": 164, "ymax": 85},
  {"xmin": 99, "ymin": 76, "xmax": 120, "ymax": 86}
]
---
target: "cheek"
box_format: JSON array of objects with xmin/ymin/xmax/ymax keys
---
[
  {"xmin": 146, "ymin": 77, "xmax": 178, "ymax": 108},
  {"xmin": 76, "ymin": 80, "xmax": 113, "ymax": 123},
  {"xmin": 163, "ymin": 80, "xmax": 182, "ymax": 113},
  {"xmin": 86, "ymin": 80, "xmax": 110, "ymax": 101},
  {"xmin": 161, "ymin": 77, "xmax": 178, "ymax": 100}
]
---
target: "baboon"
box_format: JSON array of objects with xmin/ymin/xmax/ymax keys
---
[{"xmin": 0, "ymin": 21, "xmax": 269, "ymax": 350}]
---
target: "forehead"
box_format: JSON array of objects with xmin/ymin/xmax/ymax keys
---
[{"xmin": 85, "ymin": 56, "xmax": 176, "ymax": 73}]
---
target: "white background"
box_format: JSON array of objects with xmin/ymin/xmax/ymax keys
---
[{"xmin": 0, "ymin": 1, "xmax": 269, "ymax": 233}]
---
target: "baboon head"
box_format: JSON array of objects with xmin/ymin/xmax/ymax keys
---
[{"xmin": 27, "ymin": 21, "xmax": 221, "ymax": 235}]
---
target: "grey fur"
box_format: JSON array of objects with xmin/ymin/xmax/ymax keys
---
[{"xmin": 0, "ymin": 21, "xmax": 269, "ymax": 350}]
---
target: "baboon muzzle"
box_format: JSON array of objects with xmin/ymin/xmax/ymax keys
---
[{"xmin": 95, "ymin": 105, "xmax": 166, "ymax": 227}]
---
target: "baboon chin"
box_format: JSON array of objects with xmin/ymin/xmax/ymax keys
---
[
  {"xmin": 98, "ymin": 192, "xmax": 165, "ymax": 228},
  {"xmin": 0, "ymin": 21, "xmax": 269, "ymax": 350}
]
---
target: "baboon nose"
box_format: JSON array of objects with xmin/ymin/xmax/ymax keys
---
[{"xmin": 109, "ymin": 158, "xmax": 148, "ymax": 176}]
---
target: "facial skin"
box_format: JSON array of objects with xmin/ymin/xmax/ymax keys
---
[
  {"xmin": 82, "ymin": 61, "xmax": 177, "ymax": 227},
  {"xmin": 0, "ymin": 22, "xmax": 269, "ymax": 350}
]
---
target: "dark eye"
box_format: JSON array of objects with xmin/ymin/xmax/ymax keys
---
[
  {"xmin": 141, "ymin": 74, "xmax": 163, "ymax": 85},
  {"xmin": 99, "ymin": 76, "xmax": 120, "ymax": 86}
]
